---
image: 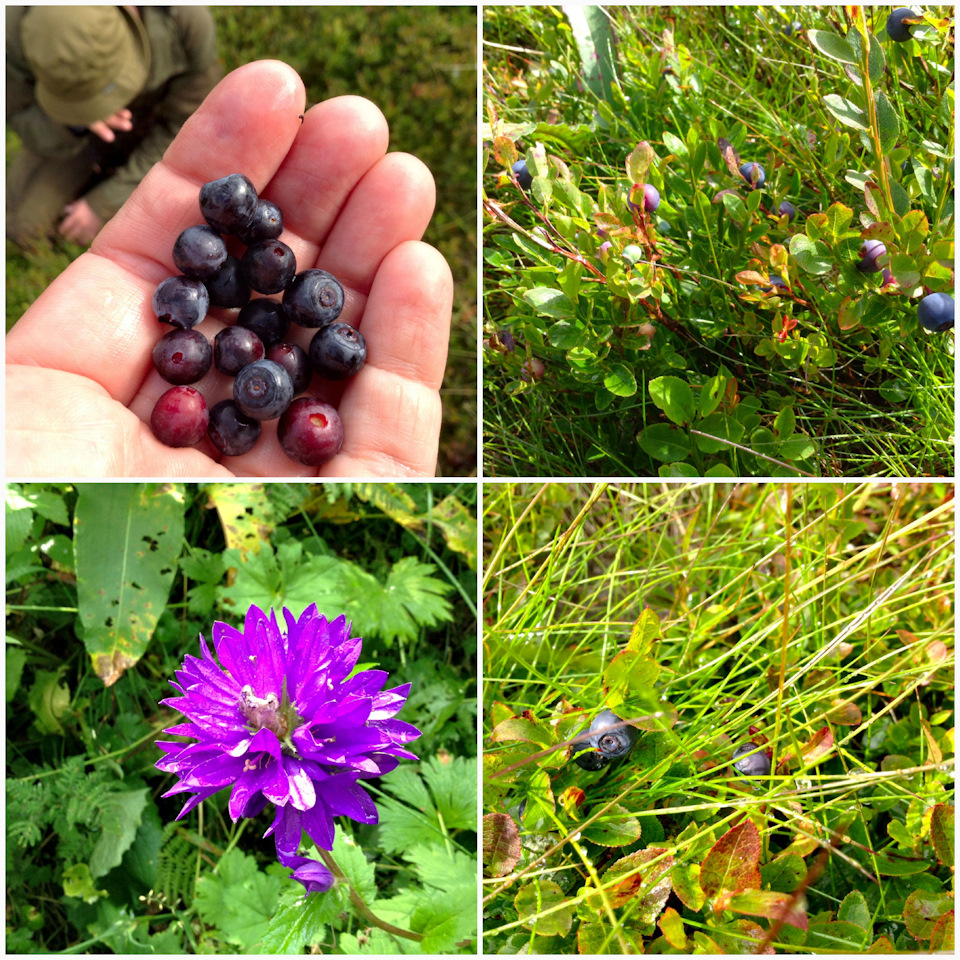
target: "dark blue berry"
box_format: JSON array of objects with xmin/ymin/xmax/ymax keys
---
[
  {"xmin": 153, "ymin": 276, "xmax": 210, "ymax": 329},
  {"xmin": 199, "ymin": 173, "xmax": 258, "ymax": 235},
  {"xmin": 237, "ymin": 199, "xmax": 284, "ymax": 245},
  {"xmin": 917, "ymin": 293, "xmax": 954, "ymax": 332},
  {"xmin": 153, "ymin": 328, "xmax": 212, "ymax": 384},
  {"xmin": 309, "ymin": 322, "xmax": 367, "ymax": 380},
  {"xmin": 778, "ymin": 200, "xmax": 796, "ymax": 221},
  {"xmin": 886, "ymin": 7, "xmax": 915, "ymax": 42},
  {"xmin": 214, "ymin": 326, "xmax": 265, "ymax": 375},
  {"xmin": 237, "ymin": 298, "xmax": 290, "ymax": 346},
  {"xmin": 203, "ymin": 256, "xmax": 251, "ymax": 309},
  {"xmin": 732, "ymin": 742, "xmax": 771, "ymax": 777},
  {"xmin": 572, "ymin": 709, "xmax": 637, "ymax": 770},
  {"xmin": 207, "ymin": 399, "xmax": 261, "ymax": 455},
  {"xmin": 739, "ymin": 162, "xmax": 766, "ymax": 189},
  {"xmin": 173, "ymin": 224, "xmax": 227, "ymax": 279},
  {"xmin": 241, "ymin": 239, "xmax": 297, "ymax": 295},
  {"xmin": 233, "ymin": 359, "xmax": 294, "ymax": 420},
  {"xmin": 512, "ymin": 159, "xmax": 532, "ymax": 190},
  {"xmin": 283, "ymin": 269, "xmax": 345, "ymax": 327},
  {"xmin": 266, "ymin": 341, "xmax": 312, "ymax": 393}
]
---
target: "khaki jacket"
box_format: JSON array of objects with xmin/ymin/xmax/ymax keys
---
[{"xmin": 6, "ymin": 6, "xmax": 222, "ymax": 219}]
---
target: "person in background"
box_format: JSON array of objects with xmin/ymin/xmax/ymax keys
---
[{"xmin": 6, "ymin": 5, "xmax": 221, "ymax": 247}]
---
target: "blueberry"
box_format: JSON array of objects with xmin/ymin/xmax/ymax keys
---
[
  {"xmin": 152, "ymin": 328, "xmax": 212, "ymax": 384},
  {"xmin": 881, "ymin": 267, "xmax": 896, "ymax": 286},
  {"xmin": 622, "ymin": 244, "xmax": 643, "ymax": 265},
  {"xmin": 520, "ymin": 357, "xmax": 545, "ymax": 382},
  {"xmin": 857, "ymin": 238, "xmax": 888, "ymax": 273},
  {"xmin": 151, "ymin": 385, "xmax": 209, "ymax": 447},
  {"xmin": 917, "ymin": 293, "xmax": 954, "ymax": 332},
  {"xmin": 172, "ymin": 224, "xmax": 228, "ymax": 279},
  {"xmin": 237, "ymin": 298, "xmax": 290, "ymax": 346},
  {"xmin": 739, "ymin": 162, "xmax": 766, "ymax": 189},
  {"xmin": 237, "ymin": 199, "xmax": 284, "ymax": 246},
  {"xmin": 512, "ymin": 159, "xmax": 533, "ymax": 190},
  {"xmin": 781, "ymin": 21, "xmax": 802, "ymax": 36},
  {"xmin": 629, "ymin": 183, "xmax": 660, "ymax": 213},
  {"xmin": 240, "ymin": 239, "xmax": 297, "ymax": 295},
  {"xmin": 199, "ymin": 173, "xmax": 258, "ymax": 235},
  {"xmin": 283, "ymin": 269, "xmax": 345, "ymax": 327},
  {"xmin": 732, "ymin": 742, "xmax": 771, "ymax": 777},
  {"xmin": 153, "ymin": 275, "xmax": 210, "ymax": 329},
  {"xmin": 214, "ymin": 326, "xmax": 265, "ymax": 375},
  {"xmin": 886, "ymin": 7, "xmax": 915, "ymax": 42},
  {"xmin": 572, "ymin": 709, "xmax": 637, "ymax": 770},
  {"xmin": 764, "ymin": 275, "xmax": 788, "ymax": 291},
  {"xmin": 277, "ymin": 396, "xmax": 344, "ymax": 465},
  {"xmin": 597, "ymin": 241, "xmax": 613, "ymax": 263},
  {"xmin": 207, "ymin": 399, "xmax": 261, "ymax": 456},
  {"xmin": 309, "ymin": 323, "xmax": 367, "ymax": 380},
  {"xmin": 203, "ymin": 255, "xmax": 251, "ymax": 309},
  {"xmin": 778, "ymin": 200, "xmax": 796, "ymax": 221},
  {"xmin": 233, "ymin": 359, "xmax": 295, "ymax": 420},
  {"xmin": 266, "ymin": 341, "xmax": 312, "ymax": 393}
]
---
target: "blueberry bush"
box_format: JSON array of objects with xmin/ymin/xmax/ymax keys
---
[
  {"xmin": 483, "ymin": 6, "xmax": 954, "ymax": 477},
  {"xmin": 6, "ymin": 481, "xmax": 477, "ymax": 954},
  {"xmin": 483, "ymin": 482, "xmax": 955, "ymax": 953}
]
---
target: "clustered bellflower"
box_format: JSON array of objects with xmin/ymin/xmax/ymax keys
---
[{"xmin": 155, "ymin": 604, "xmax": 420, "ymax": 894}]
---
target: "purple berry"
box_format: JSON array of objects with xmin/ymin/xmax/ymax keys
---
[
  {"xmin": 214, "ymin": 326, "xmax": 265, "ymax": 375},
  {"xmin": 237, "ymin": 199, "xmax": 284, "ymax": 245},
  {"xmin": 233, "ymin": 359, "xmax": 295, "ymax": 420},
  {"xmin": 199, "ymin": 173, "xmax": 258, "ymax": 235},
  {"xmin": 207, "ymin": 399, "xmax": 261, "ymax": 456},
  {"xmin": 152, "ymin": 276, "xmax": 210, "ymax": 329},
  {"xmin": 778, "ymin": 200, "xmax": 796, "ymax": 221},
  {"xmin": 283, "ymin": 269, "xmax": 345, "ymax": 327},
  {"xmin": 278, "ymin": 396, "xmax": 344, "ymax": 465},
  {"xmin": 237, "ymin": 298, "xmax": 290, "ymax": 346},
  {"xmin": 152, "ymin": 328, "xmax": 212, "ymax": 384},
  {"xmin": 266, "ymin": 341, "xmax": 312, "ymax": 392},
  {"xmin": 150, "ymin": 386, "xmax": 208, "ymax": 447},
  {"xmin": 309, "ymin": 323, "xmax": 367, "ymax": 380},
  {"xmin": 739, "ymin": 162, "xmax": 766, "ymax": 189},
  {"xmin": 764, "ymin": 275, "xmax": 788, "ymax": 291},
  {"xmin": 917, "ymin": 293, "xmax": 954, "ymax": 332},
  {"xmin": 240, "ymin": 239, "xmax": 297, "ymax": 295},
  {"xmin": 203, "ymin": 256, "xmax": 251, "ymax": 309},
  {"xmin": 512, "ymin": 159, "xmax": 532, "ymax": 190},
  {"xmin": 172, "ymin": 224, "xmax": 227, "ymax": 279},
  {"xmin": 629, "ymin": 183, "xmax": 660, "ymax": 212},
  {"xmin": 857, "ymin": 239, "xmax": 887, "ymax": 273},
  {"xmin": 886, "ymin": 7, "xmax": 915, "ymax": 42}
]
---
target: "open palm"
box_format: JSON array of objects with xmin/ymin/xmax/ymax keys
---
[{"xmin": 6, "ymin": 60, "xmax": 452, "ymax": 477}]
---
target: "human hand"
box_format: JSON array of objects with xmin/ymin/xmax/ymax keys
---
[
  {"xmin": 59, "ymin": 198, "xmax": 103, "ymax": 245},
  {"xmin": 87, "ymin": 108, "xmax": 134, "ymax": 142},
  {"xmin": 7, "ymin": 60, "xmax": 452, "ymax": 477}
]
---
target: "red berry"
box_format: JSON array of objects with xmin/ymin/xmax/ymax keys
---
[
  {"xmin": 277, "ymin": 397, "xmax": 344, "ymax": 465},
  {"xmin": 151, "ymin": 386, "xmax": 208, "ymax": 447}
]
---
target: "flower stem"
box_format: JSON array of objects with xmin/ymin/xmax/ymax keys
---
[{"xmin": 318, "ymin": 850, "xmax": 424, "ymax": 943}]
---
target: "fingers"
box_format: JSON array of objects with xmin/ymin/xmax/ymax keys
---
[{"xmin": 320, "ymin": 241, "xmax": 453, "ymax": 477}]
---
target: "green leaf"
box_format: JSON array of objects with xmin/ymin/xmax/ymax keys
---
[
  {"xmin": 89, "ymin": 788, "xmax": 149, "ymax": 879},
  {"xmin": 874, "ymin": 91, "xmax": 900, "ymax": 153},
  {"xmin": 74, "ymin": 484, "xmax": 185, "ymax": 686},
  {"xmin": 6, "ymin": 646, "xmax": 27, "ymax": 703},
  {"xmin": 331, "ymin": 829, "xmax": 377, "ymax": 904},
  {"xmin": 848, "ymin": 27, "xmax": 885, "ymax": 83},
  {"xmin": 522, "ymin": 286, "xmax": 576, "ymax": 318},
  {"xmin": 774, "ymin": 406, "xmax": 796, "ymax": 439},
  {"xmin": 515, "ymin": 880, "xmax": 573, "ymax": 936},
  {"xmin": 662, "ymin": 131, "xmax": 688, "ymax": 158},
  {"xmin": 421, "ymin": 755, "xmax": 478, "ymax": 831},
  {"xmin": 581, "ymin": 804, "xmax": 642, "ymax": 847},
  {"xmin": 789, "ymin": 234, "xmax": 834, "ymax": 275},
  {"xmin": 779, "ymin": 436, "xmax": 818, "ymax": 461},
  {"xmin": 207, "ymin": 482, "xmax": 276, "ymax": 556},
  {"xmin": 879, "ymin": 379, "xmax": 911, "ymax": 403},
  {"xmin": 649, "ymin": 375, "xmax": 696, "ymax": 425},
  {"xmin": 808, "ymin": 29, "xmax": 858, "ymax": 64},
  {"xmin": 639, "ymin": 423, "xmax": 691, "ymax": 462},
  {"xmin": 658, "ymin": 461, "xmax": 700, "ymax": 477},
  {"xmin": 563, "ymin": 4, "xmax": 618, "ymax": 102},
  {"xmin": 694, "ymin": 413, "xmax": 745, "ymax": 453},
  {"xmin": 823, "ymin": 94, "xmax": 868, "ymax": 132},
  {"xmin": 604, "ymin": 363, "xmax": 637, "ymax": 397},
  {"xmin": 557, "ymin": 259, "xmax": 582, "ymax": 303},
  {"xmin": 699, "ymin": 372, "xmax": 727, "ymax": 418},
  {"xmin": 27, "ymin": 667, "xmax": 70, "ymax": 734}
]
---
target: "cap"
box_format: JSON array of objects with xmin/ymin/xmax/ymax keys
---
[{"xmin": 21, "ymin": 6, "xmax": 151, "ymax": 127}]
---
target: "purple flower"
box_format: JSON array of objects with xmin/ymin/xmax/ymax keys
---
[{"xmin": 155, "ymin": 605, "xmax": 420, "ymax": 894}]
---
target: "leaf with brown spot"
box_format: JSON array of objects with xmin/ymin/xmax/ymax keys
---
[
  {"xmin": 700, "ymin": 819, "xmax": 762, "ymax": 899},
  {"xmin": 718, "ymin": 138, "xmax": 742, "ymax": 177},
  {"xmin": 483, "ymin": 813, "xmax": 521, "ymax": 877}
]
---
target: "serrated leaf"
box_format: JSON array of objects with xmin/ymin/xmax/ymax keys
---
[{"xmin": 421, "ymin": 755, "xmax": 477, "ymax": 830}]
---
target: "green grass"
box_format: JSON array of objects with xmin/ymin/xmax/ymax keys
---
[
  {"xmin": 483, "ymin": 481, "xmax": 955, "ymax": 953},
  {"xmin": 6, "ymin": 5, "xmax": 477, "ymax": 477},
  {"xmin": 482, "ymin": 5, "xmax": 954, "ymax": 478}
]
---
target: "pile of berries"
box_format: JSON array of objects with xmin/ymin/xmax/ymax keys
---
[{"xmin": 149, "ymin": 174, "xmax": 367, "ymax": 465}]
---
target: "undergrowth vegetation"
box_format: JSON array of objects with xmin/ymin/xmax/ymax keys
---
[
  {"xmin": 483, "ymin": 5, "xmax": 954, "ymax": 477},
  {"xmin": 6, "ymin": 481, "xmax": 477, "ymax": 954},
  {"xmin": 483, "ymin": 482, "xmax": 954, "ymax": 953}
]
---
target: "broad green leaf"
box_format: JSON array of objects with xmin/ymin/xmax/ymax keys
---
[
  {"xmin": 548, "ymin": 319, "xmax": 583, "ymax": 349},
  {"xmin": 563, "ymin": 4, "xmax": 618, "ymax": 102},
  {"xmin": 90, "ymin": 788, "xmax": 149, "ymax": 879},
  {"xmin": 75, "ymin": 484, "xmax": 185, "ymax": 686},
  {"xmin": 557, "ymin": 259, "xmax": 582, "ymax": 303},
  {"xmin": 874, "ymin": 91, "xmax": 900, "ymax": 153},
  {"xmin": 639, "ymin": 423, "xmax": 691, "ymax": 462},
  {"xmin": 807, "ymin": 29, "xmax": 858, "ymax": 63},
  {"xmin": 779, "ymin": 436, "xmax": 818, "ymax": 461},
  {"xmin": 694, "ymin": 413, "xmax": 744, "ymax": 453},
  {"xmin": 649, "ymin": 375, "xmax": 696, "ymax": 425},
  {"xmin": 878, "ymin": 379, "xmax": 910, "ymax": 403},
  {"xmin": 823, "ymin": 94, "xmax": 868, "ymax": 131},
  {"xmin": 604, "ymin": 363, "xmax": 638, "ymax": 397},
  {"xmin": 790, "ymin": 234, "xmax": 833, "ymax": 275},
  {"xmin": 626, "ymin": 141, "xmax": 657, "ymax": 184},
  {"xmin": 522, "ymin": 286, "xmax": 576, "ymax": 318},
  {"xmin": 774, "ymin": 406, "xmax": 796, "ymax": 439},
  {"xmin": 582, "ymin": 804, "xmax": 642, "ymax": 847},
  {"xmin": 847, "ymin": 27, "xmax": 885, "ymax": 83},
  {"xmin": 699, "ymin": 372, "xmax": 727, "ymax": 418},
  {"xmin": 515, "ymin": 880, "xmax": 573, "ymax": 936},
  {"xmin": 662, "ymin": 131, "xmax": 688, "ymax": 158},
  {"xmin": 659, "ymin": 461, "xmax": 700, "ymax": 477}
]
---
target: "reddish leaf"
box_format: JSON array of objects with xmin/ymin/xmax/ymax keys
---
[
  {"xmin": 726, "ymin": 889, "xmax": 809, "ymax": 931},
  {"xmin": 482, "ymin": 813, "xmax": 521, "ymax": 878},
  {"xmin": 490, "ymin": 700, "xmax": 515, "ymax": 726},
  {"xmin": 930, "ymin": 803, "xmax": 955, "ymax": 865},
  {"xmin": 736, "ymin": 270, "xmax": 771, "ymax": 286},
  {"xmin": 930, "ymin": 910, "xmax": 954, "ymax": 952},
  {"xmin": 903, "ymin": 889, "xmax": 954, "ymax": 939},
  {"xmin": 587, "ymin": 848, "xmax": 674, "ymax": 916},
  {"xmin": 558, "ymin": 786, "xmax": 586, "ymax": 817},
  {"xmin": 700, "ymin": 819, "xmax": 762, "ymax": 899},
  {"xmin": 867, "ymin": 936, "xmax": 896, "ymax": 953},
  {"xmin": 800, "ymin": 727, "xmax": 834, "ymax": 764},
  {"xmin": 626, "ymin": 141, "xmax": 656, "ymax": 184},
  {"xmin": 717, "ymin": 138, "xmax": 742, "ymax": 178},
  {"xmin": 492, "ymin": 136, "xmax": 519, "ymax": 168},
  {"xmin": 826, "ymin": 699, "xmax": 862, "ymax": 726}
]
